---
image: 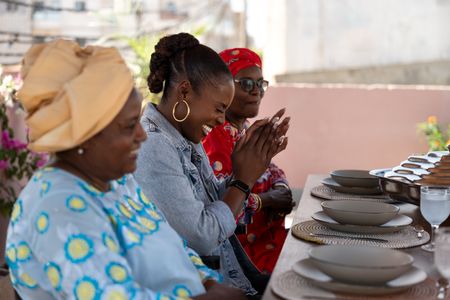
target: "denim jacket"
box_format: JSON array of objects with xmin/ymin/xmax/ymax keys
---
[{"xmin": 134, "ymin": 104, "xmax": 256, "ymax": 295}]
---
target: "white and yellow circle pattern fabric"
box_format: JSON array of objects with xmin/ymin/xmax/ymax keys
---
[
  {"xmin": 35, "ymin": 212, "xmax": 49, "ymax": 234},
  {"xmin": 11, "ymin": 199, "xmax": 23, "ymax": 225},
  {"xmin": 44, "ymin": 262, "xmax": 62, "ymax": 291},
  {"xmin": 101, "ymin": 286, "xmax": 130, "ymax": 300},
  {"xmin": 16, "ymin": 241, "xmax": 32, "ymax": 262},
  {"xmin": 19, "ymin": 272, "xmax": 38, "ymax": 289},
  {"xmin": 66, "ymin": 195, "xmax": 88, "ymax": 212},
  {"xmin": 74, "ymin": 277, "xmax": 100, "ymax": 300},
  {"xmin": 40, "ymin": 180, "xmax": 51, "ymax": 197},
  {"xmin": 64, "ymin": 234, "xmax": 94, "ymax": 263},
  {"xmin": 5, "ymin": 244, "xmax": 17, "ymax": 265},
  {"xmin": 106, "ymin": 262, "xmax": 130, "ymax": 284},
  {"xmin": 173, "ymin": 285, "xmax": 192, "ymax": 298},
  {"xmin": 102, "ymin": 233, "xmax": 119, "ymax": 254}
]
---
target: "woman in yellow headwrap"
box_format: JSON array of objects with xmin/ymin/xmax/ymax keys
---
[{"xmin": 6, "ymin": 39, "xmax": 245, "ymax": 300}]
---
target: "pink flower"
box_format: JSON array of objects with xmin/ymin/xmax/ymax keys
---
[
  {"xmin": 1, "ymin": 129, "xmax": 12, "ymax": 148},
  {"xmin": 0, "ymin": 159, "xmax": 9, "ymax": 170},
  {"xmin": 10, "ymin": 138, "xmax": 27, "ymax": 150},
  {"xmin": 36, "ymin": 153, "xmax": 48, "ymax": 168}
]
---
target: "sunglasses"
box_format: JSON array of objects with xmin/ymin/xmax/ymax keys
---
[{"xmin": 234, "ymin": 78, "xmax": 269, "ymax": 93}]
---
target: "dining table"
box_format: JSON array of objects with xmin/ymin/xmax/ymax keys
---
[{"xmin": 262, "ymin": 174, "xmax": 446, "ymax": 300}]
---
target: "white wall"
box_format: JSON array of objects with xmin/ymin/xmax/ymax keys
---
[{"xmin": 264, "ymin": 0, "xmax": 450, "ymax": 80}]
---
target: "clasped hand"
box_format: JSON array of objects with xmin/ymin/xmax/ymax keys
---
[{"xmin": 231, "ymin": 108, "xmax": 290, "ymax": 187}]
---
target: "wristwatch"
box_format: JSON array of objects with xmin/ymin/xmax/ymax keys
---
[{"xmin": 228, "ymin": 179, "xmax": 251, "ymax": 198}]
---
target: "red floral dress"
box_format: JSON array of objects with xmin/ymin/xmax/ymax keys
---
[{"xmin": 203, "ymin": 121, "xmax": 289, "ymax": 273}]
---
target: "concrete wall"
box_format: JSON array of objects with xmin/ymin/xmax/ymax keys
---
[
  {"xmin": 264, "ymin": 0, "xmax": 450, "ymax": 82},
  {"xmin": 276, "ymin": 60, "xmax": 450, "ymax": 86},
  {"xmin": 258, "ymin": 84, "xmax": 450, "ymax": 188}
]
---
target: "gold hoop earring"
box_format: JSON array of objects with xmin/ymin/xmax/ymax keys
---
[{"xmin": 172, "ymin": 96, "xmax": 190, "ymax": 123}]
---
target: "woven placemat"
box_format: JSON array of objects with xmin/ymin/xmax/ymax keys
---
[
  {"xmin": 311, "ymin": 185, "xmax": 390, "ymax": 201},
  {"xmin": 272, "ymin": 270, "xmax": 442, "ymax": 300},
  {"xmin": 291, "ymin": 220, "xmax": 430, "ymax": 248}
]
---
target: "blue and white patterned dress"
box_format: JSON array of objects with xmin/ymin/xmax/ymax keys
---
[{"xmin": 6, "ymin": 167, "xmax": 220, "ymax": 300}]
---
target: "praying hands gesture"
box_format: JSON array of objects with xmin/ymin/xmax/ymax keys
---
[
  {"xmin": 222, "ymin": 108, "xmax": 290, "ymax": 217},
  {"xmin": 232, "ymin": 108, "xmax": 290, "ymax": 187}
]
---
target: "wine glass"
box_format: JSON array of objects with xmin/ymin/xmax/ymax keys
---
[
  {"xmin": 434, "ymin": 227, "xmax": 450, "ymax": 299},
  {"xmin": 420, "ymin": 186, "xmax": 450, "ymax": 252}
]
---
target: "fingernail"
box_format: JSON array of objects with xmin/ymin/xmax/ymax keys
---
[{"xmin": 271, "ymin": 117, "xmax": 280, "ymax": 124}]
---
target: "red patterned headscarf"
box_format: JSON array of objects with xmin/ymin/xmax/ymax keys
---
[{"xmin": 219, "ymin": 48, "xmax": 262, "ymax": 76}]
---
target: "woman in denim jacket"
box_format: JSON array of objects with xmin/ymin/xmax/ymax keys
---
[{"xmin": 134, "ymin": 33, "xmax": 289, "ymax": 297}]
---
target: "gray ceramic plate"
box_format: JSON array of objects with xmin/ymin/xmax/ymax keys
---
[
  {"xmin": 330, "ymin": 170, "xmax": 379, "ymax": 188},
  {"xmin": 292, "ymin": 258, "xmax": 426, "ymax": 295},
  {"xmin": 322, "ymin": 177, "xmax": 382, "ymax": 195},
  {"xmin": 312, "ymin": 211, "xmax": 412, "ymax": 234}
]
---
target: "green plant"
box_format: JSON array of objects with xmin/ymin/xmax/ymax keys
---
[
  {"xmin": 0, "ymin": 71, "xmax": 47, "ymax": 216},
  {"xmin": 417, "ymin": 116, "xmax": 450, "ymax": 151}
]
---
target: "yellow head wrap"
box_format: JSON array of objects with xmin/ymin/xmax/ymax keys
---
[{"xmin": 17, "ymin": 39, "xmax": 134, "ymax": 153}]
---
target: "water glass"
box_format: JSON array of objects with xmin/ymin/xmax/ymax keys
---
[
  {"xmin": 420, "ymin": 186, "xmax": 450, "ymax": 252},
  {"xmin": 435, "ymin": 227, "xmax": 450, "ymax": 299}
]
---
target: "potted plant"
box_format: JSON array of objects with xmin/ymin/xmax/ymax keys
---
[{"xmin": 417, "ymin": 116, "xmax": 450, "ymax": 151}]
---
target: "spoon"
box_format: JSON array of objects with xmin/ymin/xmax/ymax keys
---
[{"xmin": 414, "ymin": 225, "xmax": 425, "ymax": 239}]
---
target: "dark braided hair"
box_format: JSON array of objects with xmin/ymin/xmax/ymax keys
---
[{"xmin": 147, "ymin": 32, "xmax": 232, "ymax": 97}]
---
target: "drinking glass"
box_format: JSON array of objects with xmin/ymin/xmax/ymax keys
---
[
  {"xmin": 420, "ymin": 186, "xmax": 450, "ymax": 252},
  {"xmin": 434, "ymin": 227, "xmax": 450, "ymax": 299}
]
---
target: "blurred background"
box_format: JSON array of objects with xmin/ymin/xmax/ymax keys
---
[
  {"xmin": 1, "ymin": 0, "xmax": 450, "ymax": 188},
  {"xmin": 1, "ymin": 2, "xmax": 450, "ymax": 290}
]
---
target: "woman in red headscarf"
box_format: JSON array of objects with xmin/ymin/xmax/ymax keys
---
[{"xmin": 203, "ymin": 48, "xmax": 295, "ymax": 273}]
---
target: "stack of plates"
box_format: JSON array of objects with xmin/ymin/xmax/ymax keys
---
[
  {"xmin": 313, "ymin": 200, "xmax": 412, "ymax": 233},
  {"xmin": 322, "ymin": 169, "xmax": 381, "ymax": 195},
  {"xmin": 293, "ymin": 245, "xmax": 426, "ymax": 295}
]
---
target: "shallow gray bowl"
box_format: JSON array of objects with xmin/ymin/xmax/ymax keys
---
[
  {"xmin": 321, "ymin": 200, "xmax": 399, "ymax": 226},
  {"xmin": 309, "ymin": 245, "xmax": 414, "ymax": 285},
  {"xmin": 331, "ymin": 170, "xmax": 379, "ymax": 188}
]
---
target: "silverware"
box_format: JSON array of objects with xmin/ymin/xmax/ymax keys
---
[
  {"xmin": 309, "ymin": 232, "xmax": 389, "ymax": 242},
  {"xmin": 413, "ymin": 225, "xmax": 425, "ymax": 239}
]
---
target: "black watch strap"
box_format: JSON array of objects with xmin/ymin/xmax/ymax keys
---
[{"xmin": 228, "ymin": 179, "xmax": 251, "ymax": 198}]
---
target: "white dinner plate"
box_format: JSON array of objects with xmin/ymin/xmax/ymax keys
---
[
  {"xmin": 312, "ymin": 211, "xmax": 412, "ymax": 234},
  {"xmin": 292, "ymin": 258, "xmax": 427, "ymax": 295}
]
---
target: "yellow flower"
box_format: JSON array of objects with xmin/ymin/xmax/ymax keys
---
[
  {"xmin": 427, "ymin": 116, "xmax": 438, "ymax": 125},
  {"xmin": 446, "ymin": 139, "xmax": 450, "ymax": 146},
  {"xmin": 432, "ymin": 140, "xmax": 441, "ymax": 148}
]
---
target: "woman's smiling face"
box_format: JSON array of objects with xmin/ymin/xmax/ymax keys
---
[
  {"xmin": 179, "ymin": 78, "xmax": 235, "ymax": 143},
  {"xmin": 227, "ymin": 66, "xmax": 265, "ymax": 120},
  {"xmin": 85, "ymin": 89, "xmax": 147, "ymax": 179}
]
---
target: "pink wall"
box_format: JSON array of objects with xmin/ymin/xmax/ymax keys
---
[{"xmin": 258, "ymin": 84, "xmax": 450, "ymax": 188}]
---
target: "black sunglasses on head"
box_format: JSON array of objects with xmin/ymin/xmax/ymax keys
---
[{"xmin": 234, "ymin": 78, "xmax": 269, "ymax": 93}]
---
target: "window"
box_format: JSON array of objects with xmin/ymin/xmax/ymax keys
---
[
  {"xmin": 32, "ymin": 1, "xmax": 45, "ymax": 14},
  {"xmin": 74, "ymin": 1, "xmax": 86, "ymax": 12},
  {"xmin": 6, "ymin": 2, "xmax": 18, "ymax": 11}
]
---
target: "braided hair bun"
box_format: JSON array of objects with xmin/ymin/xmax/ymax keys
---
[{"xmin": 147, "ymin": 33, "xmax": 200, "ymax": 93}]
